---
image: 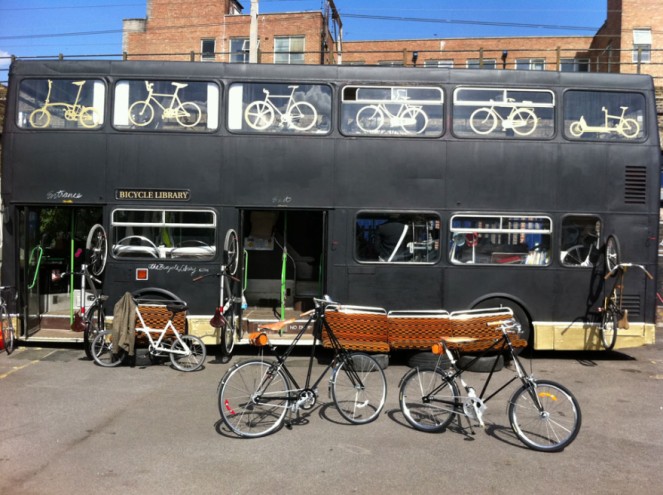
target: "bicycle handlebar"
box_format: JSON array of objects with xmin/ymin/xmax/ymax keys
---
[
  {"xmin": 604, "ymin": 262, "xmax": 654, "ymax": 280},
  {"xmin": 61, "ymin": 270, "xmax": 102, "ymax": 285},
  {"xmin": 313, "ymin": 295, "xmax": 339, "ymax": 308},
  {"xmin": 192, "ymin": 271, "xmax": 240, "ymax": 283}
]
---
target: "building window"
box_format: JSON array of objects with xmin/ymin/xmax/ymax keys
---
[
  {"xmin": 356, "ymin": 212, "xmax": 441, "ymax": 263},
  {"xmin": 560, "ymin": 58, "xmax": 590, "ymax": 72},
  {"xmin": 274, "ymin": 36, "xmax": 305, "ymax": 64},
  {"xmin": 424, "ymin": 60, "xmax": 454, "ymax": 68},
  {"xmin": 230, "ymin": 38, "xmax": 249, "ymax": 63},
  {"xmin": 632, "ymin": 29, "xmax": 652, "ymax": 63},
  {"xmin": 515, "ymin": 58, "xmax": 545, "ymax": 70},
  {"xmin": 467, "ymin": 59, "xmax": 496, "ymax": 69},
  {"xmin": 111, "ymin": 209, "xmax": 217, "ymax": 260},
  {"xmin": 201, "ymin": 39, "xmax": 215, "ymax": 61},
  {"xmin": 450, "ymin": 214, "xmax": 551, "ymax": 265}
]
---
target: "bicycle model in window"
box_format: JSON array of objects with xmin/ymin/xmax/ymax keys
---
[
  {"xmin": 0, "ymin": 287, "xmax": 16, "ymax": 355},
  {"xmin": 244, "ymin": 85, "xmax": 318, "ymax": 131},
  {"xmin": 217, "ymin": 296, "xmax": 387, "ymax": 438},
  {"xmin": 193, "ymin": 229, "xmax": 240, "ymax": 360},
  {"xmin": 399, "ymin": 313, "xmax": 581, "ymax": 452},
  {"xmin": 91, "ymin": 299, "xmax": 206, "ymax": 372},
  {"xmin": 355, "ymin": 96, "xmax": 429, "ymax": 134},
  {"xmin": 29, "ymin": 79, "xmax": 101, "ymax": 129},
  {"xmin": 569, "ymin": 106, "xmax": 640, "ymax": 139},
  {"xmin": 128, "ymin": 81, "xmax": 202, "ymax": 128},
  {"xmin": 469, "ymin": 98, "xmax": 538, "ymax": 136},
  {"xmin": 599, "ymin": 255, "xmax": 653, "ymax": 351}
]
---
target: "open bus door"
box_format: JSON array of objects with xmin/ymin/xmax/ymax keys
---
[
  {"xmin": 17, "ymin": 206, "xmax": 103, "ymax": 340},
  {"xmin": 19, "ymin": 208, "xmax": 42, "ymax": 337}
]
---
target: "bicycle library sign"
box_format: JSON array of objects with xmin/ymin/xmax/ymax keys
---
[{"xmin": 115, "ymin": 188, "xmax": 190, "ymax": 201}]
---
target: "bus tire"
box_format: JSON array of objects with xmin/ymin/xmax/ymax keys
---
[
  {"xmin": 472, "ymin": 297, "xmax": 532, "ymax": 353},
  {"xmin": 407, "ymin": 351, "xmax": 451, "ymax": 369},
  {"xmin": 458, "ymin": 353, "xmax": 504, "ymax": 373}
]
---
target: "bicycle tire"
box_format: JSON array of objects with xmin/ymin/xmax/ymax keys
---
[
  {"xmin": 469, "ymin": 108, "xmax": 497, "ymax": 135},
  {"xmin": 170, "ymin": 334, "xmax": 206, "ymax": 371},
  {"xmin": 620, "ymin": 118, "xmax": 640, "ymax": 138},
  {"xmin": 356, "ymin": 105, "xmax": 384, "ymax": 133},
  {"xmin": 605, "ymin": 235, "xmax": 621, "ymax": 275},
  {"xmin": 220, "ymin": 318, "xmax": 236, "ymax": 356},
  {"xmin": 331, "ymin": 352, "xmax": 387, "ymax": 424},
  {"xmin": 175, "ymin": 101, "xmax": 202, "ymax": 128},
  {"xmin": 569, "ymin": 121, "xmax": 584, "ymax": 137},
  {"xmin": 84, "ymin": 304, "xmax": 105, "ymax": 360},
  {"xmin": 508, "ymin": 379, "xmax": 581, "ymax": 452},
  {"xmin": 511, "ymin": 108, "xmax": 538, "ymax": 136},
  {"xmin": 399, "ymin": 366, "xmax": 459, "ymax": 432},
  {"xmin": 600, "ymin": 306, "xmax": 618, "ymax": 350},
  {"xmin": 399, "ymin": 107, "xmax": 428, "ymax": 134},
  {"xmin": 86, "ymin": 224, "xmax": 108, "ymax": 276},
  {"xmin": 218, "ymin": 359, "xmax": 290, "ymax": 437},
  {"xmin": 128, "ymin": 100, "xmax": 155, "ymax": 126},
  {"xmin": 79, "ymin": 107, "xmax": 101, "ymax": 128},
  {"xmin": 223, "ymin": 229, "xmax": 239, "ymax": 276},
  {"xmin": 29, "ymin": 108, "xmax": 51, "ymax": 128},
  {"xmin": 91, "ymin": 330, "xmax": 125, "ymax": 367},
  {"xmin": 288, "ymin": 101, "xmax": 317, "ymax": 131},
  {"xmin": 244, "ymin": 101, "xmax": 274, "ymax": 130},
  {"xmin": 2, "ymin": 309, "xmax": 15, "ymax": 355}
]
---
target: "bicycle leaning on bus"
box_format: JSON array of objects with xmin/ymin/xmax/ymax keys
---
[{"xmin": 0, "ymin": 286, "xmax": 17, "ymax": 355}]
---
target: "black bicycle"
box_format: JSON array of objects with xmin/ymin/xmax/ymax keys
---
[
  {"xmin": 217, "ymin": 296, "xmax": 387, "ymax": 438},
  {"xmin": 399, "ymin": 317, "xmax": 581, "ymax": 452}
]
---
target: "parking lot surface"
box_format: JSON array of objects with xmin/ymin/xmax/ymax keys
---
[{"xmin": 1, "ymin": 341, "xmax": 662, "ymax": 495}]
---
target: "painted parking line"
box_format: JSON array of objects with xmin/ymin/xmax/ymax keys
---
[{"xmin": 0, "ymin": 348, "xmax": 60, "ymax": 380}]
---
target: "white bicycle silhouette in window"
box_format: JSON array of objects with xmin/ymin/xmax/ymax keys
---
[
  {"xmin": 244, "ymin": 85, "xmax": 318, "ymax": 131},
  {"xmin": 355, "ymin": 95, "xmax": 429, "ymax": 134},
  {"xmin": 569, "ymin": 106, "xmax": 640, "ymax": 139},
  {"xmin": 469, "ymin": 98, "xmax": 538, "ymax": 136}
]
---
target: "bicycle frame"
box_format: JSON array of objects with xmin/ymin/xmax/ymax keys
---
[
  {"xmin": 143, "ymin": 82, "xmax": 185, "ymax": 114},
  {"xmin": 261, "ymin": 86, "xmax": 299, "ymax": 119},
  {"xmin": 247, "ymin": 303, "xmax": 367, "ymax": 409},
  {"xmin": 134, "ymin": 306, "xmax": 192, "ymax": 356}
]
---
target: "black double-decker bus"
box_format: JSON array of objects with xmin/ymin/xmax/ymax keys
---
[{"xmin": 1, "ymin": 59, "xmax": 659, "ymax": 350}]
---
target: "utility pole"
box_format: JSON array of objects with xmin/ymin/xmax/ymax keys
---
[{"xmin": 249, "ymin": 0, "xmax": 259, "ymax": 63}]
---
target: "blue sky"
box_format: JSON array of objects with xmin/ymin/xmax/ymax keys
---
[{"xmin": 0, "ymin": 0, "xmax": 608, "ymax": 83}]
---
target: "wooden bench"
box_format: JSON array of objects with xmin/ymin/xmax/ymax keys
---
[
  {"xmin": 321, "ymin": 306, "xmax": 390, "ymax": 353},
  {"xmin": 134, "ymin": 304, "xmax": 187, "ymax": 345}
]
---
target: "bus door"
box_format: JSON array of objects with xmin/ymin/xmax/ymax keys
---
[
  {"xmin": 240, "ymin": 209, "xmax": 326, "ymax": 317},
  {"xmin": 17, "ymin": 206, "xmax": 103, "ymax": 339}
]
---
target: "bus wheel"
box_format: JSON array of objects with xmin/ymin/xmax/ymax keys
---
[{"xmin": 473, "ymin": 298, "xmax": 532, "ymax": 353}]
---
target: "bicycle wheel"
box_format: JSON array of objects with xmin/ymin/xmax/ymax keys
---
[
  {"xmin": 91, "ymin": 330, "xmax": 125, "ymax": 367},
  {"xmin": 84, "ymin": 304, "xmax": 105, "ymax": 360},
  {"xmin": 79, "ymin": 107, "xmax": 101, "ymax": 128},
  {"xmin": 399, "ymin": 366, "xmax": 459, "ymax": 432},
  {"xmin": 218, "ymin": 359, "xmax": 290, "ymax": 437},
  {"xmin": 170, "ymin": 334, "xmax": 206, "ymax": 372},
  {"xmin": 244, "ymin": 101, "xmax": 274, "ymax": 130},
  {"xmin": 399, "ymin": 107, "xmax": 429, "ymax": 134},
  {"xmin": 561, "ymin": 244, "xmax": 587, "ymax": 266},
  {"xmin": 86, "ymin": 224, "xmax": 108, "ymax": 276},
  {"xmin": 605, "ymin": 235, "xmax": 621, "ymax": 274},
  {"xmin": 29, "ymin": 108, "xmax": 51, "ymax": 128},
  {"xmin": 175, "ymin": 102, "xmax": 202, "ymax": 128},
  {"xmin": 224, "ymin": 229, "xmax": 239, "ymax": 276},
  {"xmin": 288, "ymin": 101, "xmax": 317, "ymax": 131},
  {"xmin": 511, "ymin": 108, "xmax": 538, "ymax": 136},
  {"xmin": 331, "ymin": 352, "xmax": 387, "ymax": 424},
  {"xmin": 1, "ymin": 309, "xmax": 15, "ymax": 355},
  {"xmin": 128, "ymin": 100, "xmax": 155, "ymax": 126},
  {"xmin": 619, "ymin": 118, "xmax": 640, "ymax": 139},
  {"xmin": 469, "ymin": 108, "xmax": 497, "ymax": 135},
  {"xmin": 600, "ymin": 306, "xmax": 618, "ymax": 350},
  {"xmin": 508, "ymin": 379, "xmax": 581, "ymax": 452},
  {"xmin": 356, "ymin": 105, "xmax": 384, "ymax": 133},
  {"xmin": 220, "ymin": 317, "xmax": 236, "ymax": 356},
  {"xmin": 569, "ymin": 121, "xmax": 584, "ymax": 137}
]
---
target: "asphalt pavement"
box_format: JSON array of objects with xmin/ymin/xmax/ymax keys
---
[{"xmin": 0, "ymin": 340, "xmax": 662, "ymax": 495}]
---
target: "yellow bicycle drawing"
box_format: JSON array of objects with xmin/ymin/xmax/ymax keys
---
[
  {"xmin": 569, "ymin": 106, "xmax": 640, "ymax": 139},
  {"xmin": 469, "ymin": 98, "xmax": 538, "ymax": 136},
  {"xmin": 244, "ymin": 85, "xmax": 317, "ymax": 131},
  {"xmin": 29, "ymin": 79, "xmax": 101, "ymax": 129},
  {"xmin": 128, "ymin": 81, "xmax": 202, "ymax": 128}
]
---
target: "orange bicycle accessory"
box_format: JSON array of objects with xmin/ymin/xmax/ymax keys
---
[{"xmin": 248, "ymin": 332, "xmax": 269, "ymax": 347}]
